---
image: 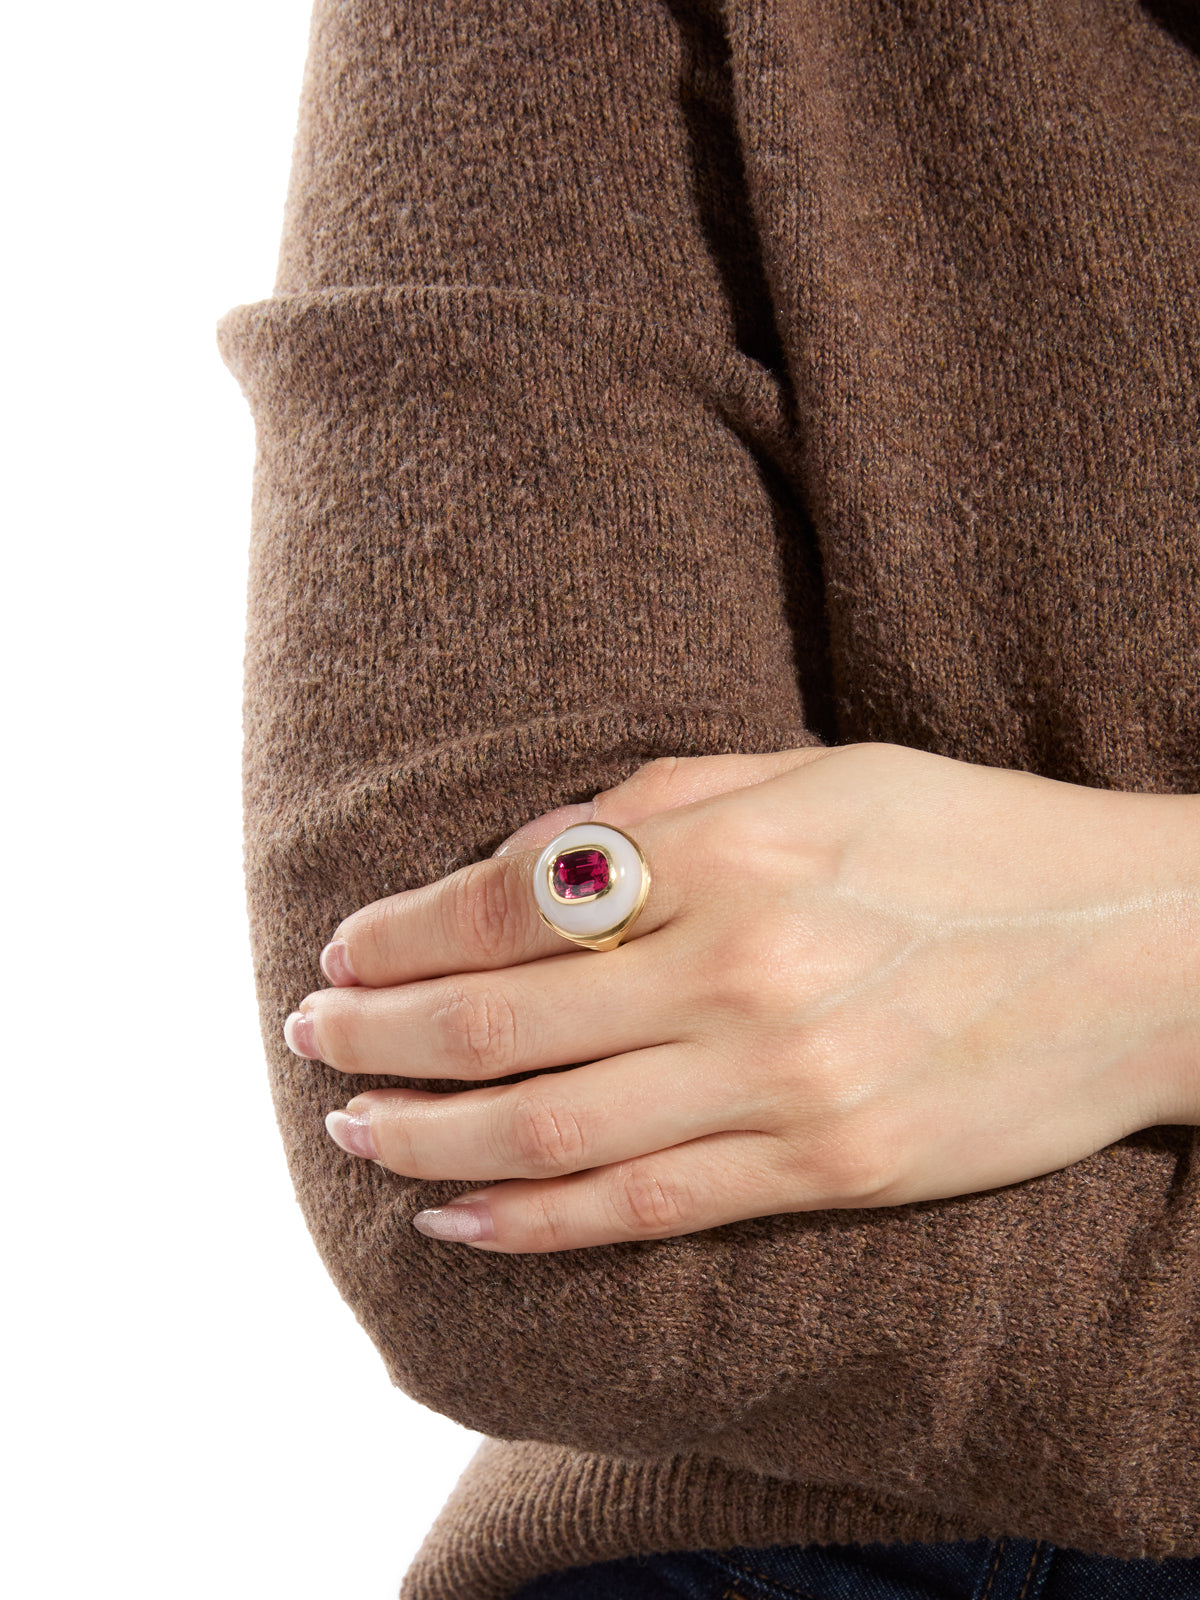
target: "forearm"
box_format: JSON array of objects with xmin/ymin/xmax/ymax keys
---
[{"xmin": 220, "ymin": 0, "xmax": 828, "ymax": 1451}]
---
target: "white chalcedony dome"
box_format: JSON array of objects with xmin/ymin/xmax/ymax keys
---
[{"xmin": 532, "ymin": 822, "xmax": 649, "ymax": 945}]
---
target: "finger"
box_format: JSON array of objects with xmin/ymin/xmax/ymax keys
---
[
  {"xmin": 490, "ymin": 800, "xmax": 598, "ymax": 859},
  {"xmin": 337, "ymin": 1042, "xmax": 771, "ymax": 1182},
  {"xmin": 492, "ymin": 747, "xmax": 831, "ymax": 858},
  {"xmin": 406, "ymin": 1130, "xmax": 798, "ymax": 1253},
  {"xmin": 594, "ymin": 747, "xmax": 831, "ymax": 826},
  {"xmin": 289, "ymin": 929, "xmax": 695, "ymax": 1081},
  {"xmin": 326, "ymin": 812, "xmax": 685, "ymax": 989}
]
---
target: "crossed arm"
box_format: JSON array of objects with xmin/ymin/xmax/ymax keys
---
[{"xmin": 219, "ymin": 0, "xmax": 1200, "ymax": 1536}]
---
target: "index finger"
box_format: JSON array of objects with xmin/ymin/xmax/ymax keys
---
[
  {"xmin": 325, "ymin": 826, "xmax": 675, "ymax": 988},
  {"xmin": 325, "ymin": 749, "xmax": 827, "ymax": 988}
]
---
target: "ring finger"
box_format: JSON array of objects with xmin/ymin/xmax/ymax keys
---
[{"xmin": 340, "ymin": 1041, "xmax": 770, "ymax": 1183}]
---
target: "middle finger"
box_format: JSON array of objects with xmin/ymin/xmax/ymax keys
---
[{"xmin": 289, "ymin": 930, "xmax": 695, "ymax": 1082}]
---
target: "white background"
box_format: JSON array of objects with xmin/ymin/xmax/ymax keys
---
[{"xmin": 4, "ymin": 4, "xmax": 484, "ymax": 1595}]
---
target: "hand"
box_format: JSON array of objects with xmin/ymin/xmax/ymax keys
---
[{"xmin": 283, "ymin": 743, "xmax": 1200, "ymax": 1252}]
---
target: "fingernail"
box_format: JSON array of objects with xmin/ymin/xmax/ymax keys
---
[
  {"xmin": 325, "ymin": 1108, "xmax": 377, "ymax": 1160},
  {"xmin": 283, "ymin": 1011, "xmax": 319, "ymax": 1059},
  {"xmin": 320, "ymin": 939, "xmax": 359, "ymax": 986},
  {"xmin": 412, "ymin": 1198, "xmax": 496, "ymax": 1243}
]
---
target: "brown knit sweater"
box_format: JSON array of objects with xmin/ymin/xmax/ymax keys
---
[{"xmin": 216, "ymin": 1, "xmax": 1200, "ymax": 1592}]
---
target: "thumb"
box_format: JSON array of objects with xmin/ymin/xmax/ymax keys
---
[{"xmin": 491, "ymin": 747, "xmax": 828, "ymax": 857}]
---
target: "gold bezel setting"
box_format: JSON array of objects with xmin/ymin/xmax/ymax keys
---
[{"xmin": 532, "ymin": 824, "xmax": 651, "ymax": 951}]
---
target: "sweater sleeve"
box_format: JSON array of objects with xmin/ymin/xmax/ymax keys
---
[
  {"xmin": 219, "ymin": 0, "xmax": 832, "ymax": 870},
  {"xmin": 216, "ymin": 0, "xmax": 828, "ymax": 1450}
]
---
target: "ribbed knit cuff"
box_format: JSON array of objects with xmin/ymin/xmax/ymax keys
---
[{"xmin": 400, "ymin": 1439, "xmax": 1009, "ymax": 1600}]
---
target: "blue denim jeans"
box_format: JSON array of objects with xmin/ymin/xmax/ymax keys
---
[{"xmin": 510, "ymin": 1538, "xmax": 1200, "ymax": 1599}]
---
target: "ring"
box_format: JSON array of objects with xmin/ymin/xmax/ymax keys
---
[{"xmin": 532, "ymin": 822, "xmax": 651, "ymax": 952}]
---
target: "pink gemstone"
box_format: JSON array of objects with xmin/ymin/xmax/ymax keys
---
[{"xmin": 552, "ymin": 847, "xmax": 611, "ymax": 900}]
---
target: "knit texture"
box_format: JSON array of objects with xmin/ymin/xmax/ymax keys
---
[{"xmin": 216, "ymin": 1, "xmax": 1200, "ymax": 1592}]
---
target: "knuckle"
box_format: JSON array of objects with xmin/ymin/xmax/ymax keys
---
[
  {"xmin": 791, "ymin": 1020, "xmax": 885, "ymax": 1128},
  {"xmin": 599, "ymin": 754, "xmax": 682, "ymax": 810},
  {"xmin": 338, "ymin": 903, "xmax": 385, "ymax": 977},
  {"xmin": 793, "ymin": 1017, "xmax": 849, "ymax": 1099},
  {"xmin": 640, "ymin": 754, "xmax": 683, "ymax": 798},
  {"xmin": 608, "ymin": 1162, "xmax": 691, "ymax": 1237},
  {"xmin": 766, "ymin": 1019, "xmax": 901, "ymax": 1204},
  {"xmin": 311, "ymin": 999, "xmax": 360, "ymax": 1072},
  {"xmin": 375, "ymin": 1111, "xmax": 423, "ymax": 1178},
  {"xmin": 520, "ymin": 1187, "xmax": 577, "ymax": 1251},
  {"xmin": 707, "ymin": 929, "xmax": 771, "ymax": 1014},
  {"xmin": 447, "ymin": 860, "xmax": 516, "ymax": 962},
  {"xmin": 709, "ymin": 922, "xmax": 811, "ymax": 1022},
  {"xmin": 504, "ymin": 1093, "xmax": 588, "ymax": 1177},
  {"xmin": 432, "ymin": 984, "xmax": 520, "ymax": 1077},
  {"xmin": 800, "ymin": 1112, "xmax": 898, "ymax": 1204}
]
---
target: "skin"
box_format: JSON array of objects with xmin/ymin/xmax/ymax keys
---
[{"xmin": 282, "ymin": 743, "xmax": 1200, "ymax": 1253}]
